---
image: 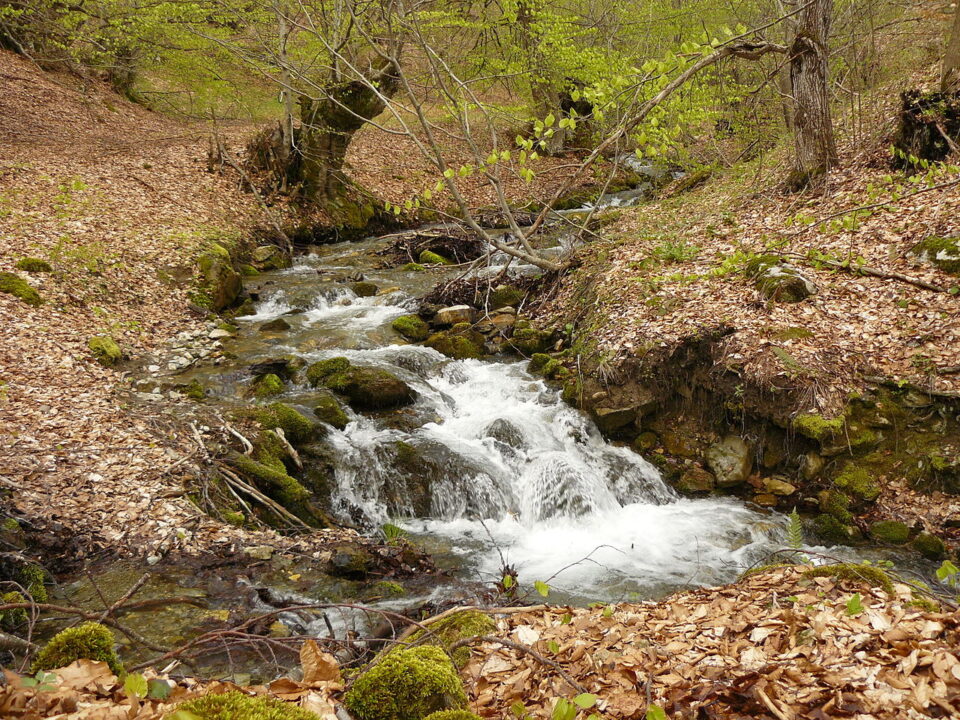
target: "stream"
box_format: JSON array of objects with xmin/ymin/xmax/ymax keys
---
[{"xmin": 178, "ymin": 231, "xmax": 788, "ymax": 605}]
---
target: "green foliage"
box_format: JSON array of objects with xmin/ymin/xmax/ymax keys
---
[
  {"xmin": 32, "ymin": 622, "xmax": 123, "ymax": 675},
  {"xmin": 786, "ymin": 509, "xmax": 804, "ymax": 551},
  {"xmin": 651, "ymin": 240, "xmax": 700, "ymax": 264},
  {"xmin": 0, "ymin": 591, "xmax": 28, "ymax": 630},
  {"xmin": 167, "ymin": 691, "xmax": 320, "ymax": 720},
  {"xmin": 344, "ymin": 646, "xmax": 467, "ymax": 720},
  {"xmin": 845, "ymin": 593, "xmax": 864, "ymax": 617}
]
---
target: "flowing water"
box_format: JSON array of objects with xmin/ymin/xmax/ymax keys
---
[{"xmin": 180, "ymin": 234, "xmax": 790, "ymax": 605}]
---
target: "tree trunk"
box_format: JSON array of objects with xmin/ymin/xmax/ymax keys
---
[
  {"xmin": 943, "ymin": 0, "xmax": 960, "ymax": 93},
  {"xmin": 295, "ymin": 61, "xmax": 399, "ymax": 202},
  {"xmin": 517, "ymin": 0, "xmax": 566, "ymax": 155},
  {"xmin": 788, "ymin": 0, "xmax": 837, "ymax": 189}
]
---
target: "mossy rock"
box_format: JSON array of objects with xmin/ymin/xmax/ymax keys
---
[
  {"xmin": 423, "ymin": 712, "xmax": 481, "ymax": 720},
  {"xmin": 508, "ymin": 320, "xmax": 552, "ymax": 355},
  {"xmin": 260, "ymin": 317, "xmax": 292, "ymax": 332},
  {"xmin": 181, "ymin": 379, "xmax": 206, "ymax": 400},
  {"xmin": 911, "ymin": 532, "xmax": 946, "ymax": 559},
  {"xmin": 344, "ymin": 646, "xmax": 467, "ymax": 720},
  {"xmin": 167, "ymin": 691, "xmax": 320, "ymax": 720},
  {"xmin": 399, "ymin": 610, "xmax": 494, "ymax": 669},
  {"xmin": 87, "ymin": 336, "xmax": 123, "ymax": 367},
  {"xmin": 306, "ymin": 357, "xmax": 352, "ymax": 386},
  {"xmin": 0, "ymin": 272, "xmax": 43, "ymax": 306},
  {"xmin": 240, "ymin": 264, "xmax": 260, "ymax": 277},
  {"xmin": 426, "ymin": 324, "xmax": 486, "ymax": 360},
  {"xmin": 323, "ymin": 367, "xmax": 417, "ymax": 410},
  {"xmin": 252, "ymin": 373, "xmax": 285, "ymax": 399},
  {"xmin": 419, "ymin": 250, "xmax": 452, "ymax": 265},
  {"xmin": 351, "ymin": 281, "xmax": 379, "ymax": 297},
  {"xmin": 226, "ymin": 452, "xmax": 322, "ymax": 526},
  {"xmin": 911, "ymin": 236, "xmax": 960, "ymax": 275},
  {"xmin": 400, "ymin": 263, "xmax": 426, "ymax": 272},
  {"xmin": 330, "ymin": 544, "xmax": 375, "ymax": 579},
  {"xmin": 15, "ymin": 257, "xmax": 52, "ymax": 273},
  {"xmin": 793, "ymin": 413, "xmax": 844, "ymax": 442},
  {"xmin": 810, "ymin": 513, "xmax": 858, "ymax": 544},
  {"xmin": 253, "ymin": 403, "xmax": 320, "ymax": 443},
  {"xmin": 373, "ymin": 581, "xmax": 405, "ymax": 597},
  {"xmin": 869, "ymin": 520, "xmax": 910, "ymax": 544},
  {"xmin": 194, "ymin": 243, "xmax": 242, "ymax": 312},
  {"xmin": 392, "ymin": 315, "xmax": 430, "ymax": 341},
  {"xmin": 802, "ymin": 563, "xmax": 894, "ymax": 595},
  {"xmin": 32, "ymin": 622, "xmax": 123, "ymax": 675},
  {"xmin": 0, "ymin": 591, "xmax": 27, "ymax": 630},
  {"xmin": 489, "ymin": 285, "xmax": 524, "ymax": 309},
  {"xmin": 821, "ymin": 489, "xmax": 852, "ymax": 522},
  {"xmin": 222, "ymin": 511, "xmax": 245, "ymax": 527},
  {"xmin": 313, "ymin": 391, "xmax": 349, "ymax": 430},
  {"xmin": 251, "ymin": 245, "xmax": 292, "ymax": 272},
  {"xmin": 833, "ymin": 465, "xmax": 880, "ymax": 503}
]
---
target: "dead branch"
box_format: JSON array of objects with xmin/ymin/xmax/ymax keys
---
[{"xmin": 217, "ymin": 464, "xmax": 310, "ymax": 530}]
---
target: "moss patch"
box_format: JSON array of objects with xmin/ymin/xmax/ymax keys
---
[
  {"xmin": 168, "ymin": 691, "xmax": 319, "ymax": 720},
  {"xmin": 313, "ymin": 391, "xmax": 349, "ymax": 430},
  {"xmin": 400, "ymin": 263, "xmax": 426, "ymax": 271},
  {"xmin": 423, "ymin": 712, "xmax": 482, "ymax": 720},
  {"xmin": 0, "ymin": 272, "xmax": 43, "ymax": 306},
  {"xmin": 911, "ymin": 235, "xmax": 960, "ymax": 275},
  {"xmin": 810, "ymin": 513, "xmax": 857, "ymax": 544},
  {"xmin": 911, "ymin": 532, "xmax": 945, "ymax": 559},
  {"xmin": 322, "ymin": 366, "xmax": 416, "ymax": 410},
  {"xmin": 419, "ymin": 250, "xmax": 452, "ymax": 265},
  {"xmin": 344, "ymin": 646, "xmax": 467, "ymax": 720},
  {"xmin": 0, "ymin": 591, "xmax": 27, "ymax": 630},
  {"xmin": 87, "ymin": 336, "xmax": 122, "ymax": 366},
  {"xmin": 833, "ymin": 465, "xmax": 880, "ymax": 502},
  {"xmin": 793, "ymin": 413, "xmax": 844, "ymax": 442},
  {"xmin": 32, "ymin": 622, "xmax": 123, "ymax": 675},
  {"xmin": 392, "ymin": 315, "xmax": 430, "ymax": 341},
  {"xmin": 802, "ymin": 563, "xmax": 894, "ymax": 595},
  {"xmin": 306, "ymin": 357, "xmax": 352, "ymax": 386},
  {"xmin": 869, "ymin": 520, "xmax": 910, "ymax": 544},
  {"xmin": 253, "ymin": 403, "xmax": 319, "ymax": 443},
  {"xmin": 15, "ymin": 257, "xmax": 53, "ymax": 272},
  {"xmin": 426, "ymin": 324, "xmax": 485, "ymax": 360},
  {"xmin": 400, "ymin": 609, "xmax": 494, "ymax": 668},
  {"xmin": 252, "ymin": 373, "xmax": 285, "ymax": 399},
  {"xmin": 19, "ymin": 563, "xmax": 48, "ymax": 603},
  {"xmin": 489, "ymin": 285, "xmax": 524, "ymax": 309}
]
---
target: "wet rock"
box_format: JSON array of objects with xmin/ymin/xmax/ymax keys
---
[
  {"xmin": 706, "ymin": 435, "xmax": 752, "ymax": 487},
  {"xmin": 260, "ymin": 317, "xmax": 291, "ymax": 332},
  {"xmin": 193, "ymin": 244, "xmax": 242, "ymax": 311},
  {"xmin": 676, "ymin": 467, "xmax": 715, "ymax": 493},
  {"xmin": 252, "ymin": 245, "xmax": 291, "ymax": 271},
  {"xmin": 483, "ymin": 418, "xmax": 526, "ymax": 449},
  {"xmin": 313, "ymin": 391, "xmax": 349, "ymax": 430},
  {"xmin": 752, "ymin": 494, "xmax": 779, "ymax": 507},
  {"xmin": 250, "ymin": 356, "xmax": 303, "ymax": 380},
  {"xmin": 251, "ymin": 373, "xmax": 285, "ymax": 398},
  {"xmin": 323, "ymin": 365, "xmax": 417, "ymax": 410},
  {"xmin": 912, "ymin": 532, "xmax": 946, "ymax": 559},
  {"xmin": 351, "ymin": 281, "xmax": 379, "ymax": 297},
  {"xmin": 306, "ymin": 357, "xmax": 352, "ymax": 386},
  {"xmin": 801, "ymin": 451, "xmax": 825, "ymax": 480},
  {"xmin": 661, "ymin": 429, "xmax": 699, "ymax": 457},
  {"xmin": 507, "ymin": 318, "xmax": 552, "ymax": 355},
  {"xmin": 433, "ymin": 305, "xmax": 477, "ymax": 326},
  {"xmin": 426, "ymin": 323, "xmax": 486, "ymax": 360},
  {"xmin": 592, "ymin": 406, "xmax": 637, "ymax": 433},
  {"xmin": 209, "ymin": 328, "xmax": 233, "ymax": 339},
  {"xmin": 392, "ymin": 314, "xmax": 430, "ymax": 341},
  {"xmin": 489, "ymin": 285, "xmax": 525, "ymax": 309},
  {"xmin": 762, "ymin": 476, "xmax": 796, "ymax": 496},
  {"xmin": 330, "ymin": 544, "xmax": 374, "ymax": 579},
  {"xmin": 419, "ymin": 249, "xmax": 453, "ymax": 265},
  {"xmin": 746, "ymin": 255, "xmax": 817, "ymax": 303}
]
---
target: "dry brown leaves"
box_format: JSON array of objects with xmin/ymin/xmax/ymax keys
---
[
  {"xmin": 464, "ymin": 566, "xmax": 960, "ymax": 720},
  {"xmin": 0, "ymin": 642, "xmax": 342, "ymax": 719}
]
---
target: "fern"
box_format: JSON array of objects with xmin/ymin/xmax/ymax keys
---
[
  {"xmin": 787, "ymin": 508, "xmax": 804, "ymax": 551},
  {"xmin": 381, "ymin": 523, "xmax": 408, "ymax": 542}
]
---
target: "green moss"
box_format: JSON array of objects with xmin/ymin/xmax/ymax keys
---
[
  {"xmin": 401, "ymin": 610, "xmax": 495, "ymax": 668},
  {"xmin": 222, "ymin": 511, "xmax": 245, "ymax": 527},
  {"xmin": 374, "ymin": 581, "xmax": 405, "ymax": 597},
  {"xmin": 253, "ymin": 373, "xmax": 285, "ymax": 399},
  {"xmin": 0, "ymin": 591, "xmax": 27, "ymax": 629},
  {"xmin": 793, "ymin": 413, "xmax": 844, "ymax": 442},
  {"xmin": 344, "ymin": 646, "xmax": 467, "ymax": 720},
  {"xmin": 87, "ymin": 336, "xmax": 123, "ymax": 366},
  {"xmin": 254, "ymin": 403, "xmax": 318, "ymax": 443},
  {"xmin": 772, "ymin": 326, "xmax": 814, "ymax": 341},
  {"xmin": 911, "ymin": 236, "xmax": 960, "ymax": 275},
  {"xmin": 423, "ymin": 712, "xmax": 481, "ymax": 720},
  {"xmin": 15, "ymin": 257, "xmax": 53, "ymax": 272},
  {"xmin": 489, "ymin": 285, "xmax": 524, "ymax": 309},
  {"xmin": 314, "ymin": 392, "xmax": 349, "ymax": 430},
  {"xmin": 392, "ymin": 315, "xmax": 430, "ymax": 341},
  {"xmin": 833, "ymin": 465, "xmax": 880, "ymax": 502},
  {"xmin": 508, "ymin": 320, "xmax": 552, "ymax": 355},
  {"xmin": 322, "ymin": 367, "xmax": 416, "ymax": 409},
  {"xmin": 240, "ymin": 264, "xmax": 260, "ymax": 277},
  {"xmin": 426, "ymin": 324, "xmax": 485, "ymax": 360},
  {"xmin": 823, "ymin": 489, "xmax": 852, "ymax": 522},
  {"xmin": 306, "ymin": 357, "xmax": 352, "ymax": 386},
  {"xmin": 811, "ymin": 514, "xmax": 857, "ymax": 544},
  {"xmin": 32, "ymin": 622, "xmax": 123, "ymax": 675},
  {"xmin": 561, "ymin": 378, "xmax": 581, "ymax": 406},
  {"xmin": 395, "ymin": 441, "xmax": 421, "ymax": 469},
  {"xmin": 869, "ymin": 520, "xmax": 910, "ymax": 544},
  {"xmin": 802, "ymin": 563, "xmax": 894, "ymax": 595},
  {"xmin": 906, "ymin": 595, "xmax": 940, "ymax": 613},
  {"xmin": 19, "ymin": 563, "xmax": 49, "ymax": 603},
  {"xmin": 183, "ymin": 380, "xmax": 206, "ymax": 400},
  {"xmin": 419, "ymin": 250, "xmax": 452, "ymax": 265},
  {"xmin": 228, "ymin": 454, "xmax": 311, "ymax": 510},
  {"xmin": 195, "ymin": 243, "xmax": 242, "ymax": 312},
  {"xmin": 400, "ymin": 263, "xmax": 426, "ymax": 271},
  {"xmin": 911, "ymin": 532, "xmax": 945, "ymax": 559},
  {"xmin": 168, "ymin": 691, "xmax": 320, "ymax": 720},
  {"xmin": 1, "ymin": 517, "xmax": 20, "ymax": 532},
  {"xmin": 0, "ymin": 272, "xmax": 43, "ymax": 306}
]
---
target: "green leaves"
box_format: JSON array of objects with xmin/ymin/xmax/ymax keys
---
[
  {"xmin": 552, "ymin": 698, "xmax": 577, "ymax": 720},
  {"xmin": 846, "ymin": 593, "xmax": 864, "ymax": 617},
  {"xmin": 124, "ymin": 672, "xmax": 148, "ymax": 700},
  {"xmin": 646, "ymin": 704, "xmax": 668, "ymax": 720},
  {"xmin": 534, "ymin": 580, "xmax": 550, "ymax": 597},
  {"xmin": 573, "ymin": 693, "xmax": 597, "ymax": 709}
]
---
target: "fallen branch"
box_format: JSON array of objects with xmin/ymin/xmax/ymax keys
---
[
  {"xmin": 780, "ymin": 251, "xmax": 948, "ymax": 293},
  {"xmin": 217, "ymin": 465, "xmax": 310, "ymax": 530}
]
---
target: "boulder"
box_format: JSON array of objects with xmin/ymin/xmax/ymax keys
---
[
  {"xmin": 425, "ymin": 323, "xmax": 486, "ymax": 360},
  {"xmin": 592, "ymin": 406, "xmax": 637, "ymax": 433},
  {"xmin": 762, "ymin": 476, "xmax": 796, "ymax": 496},
  {"xmin": 910, "ymin": 236, "xmax": 960, "ymax": 275},
  {"xmin": 706, "ymin": 435, "xmax": 752, "ymax": 487},
  {"xmin": 746, "ymin": 255, "xmax": 817, "ymax": 303},
  {"xmin": 259, "ymin": 317, "xmax": 291, "ymax": 332},
  {"xmin": 391, "ymin": 314, "xmax": 430, "ymax": 341},
  {"xmin": 433, "ymin": 305, "xmax": 477, "ymax": 326},
  {"xmin": 488, "ymin": 285, "xmax": 525, "ymax": 309},
  {"xmin": 330, "ymin": 544, "xmax": 374, "ymax": 578},
  {"xmin": 251, "ymin": 245, "xmax": 291, "ymax": 271},
  {"xmin": 87, "ymin": 336, "xmax": 123, "ymax": 367},
  {"xmin": 314, "ymin": 391, "xmax": 349, "ymax": 430},
  {"xmin": 323, "ymin": 365, "xmax": 417, "ymax": 410},
  {"xmin": 677, "ymin": 467, "xmax": 716, "ymax": 493},
  {"xmin": 351, "ymin": 281, "xmax": 379, "ymax": 297},
  {"xmin": 194, "ymin": 244, "xmax": 242, "ymax": 311}
]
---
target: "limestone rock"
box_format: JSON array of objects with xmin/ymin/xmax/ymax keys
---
[
  {"xmin": 251, "ymin": 245, "xmax": 291, "ymax": 271},
  {"xmin": 762, "ymin": 476, "xmax": 796, "ymax": 496},
  {"xmin": 592, "ymin": 406, "xmax": 637, "ymax": 433},
  {"xmin": 706, "ymin": 435, "xmax": 752, "ymax": 487},
  {"xmin": 677, "ymin": 467, "xmax": 716, "ymax": 493},
  {"xmin": 433, "ymin": 305, "xmax": 477, "ymax": 326}
]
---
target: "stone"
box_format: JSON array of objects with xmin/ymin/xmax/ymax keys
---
[
  {"xmin": 800, "ymin": 451, "xmax": 825, "ymax": 480},
  {"xmin": 910, "ymin": 235, "xmax": 960, "ymax": 275},
  {"xmin": 746, "ymin": 255, "xmax": 817, "ymax": 303},
  {"xmin": 251, "ymin": 245, "xmax": 291, "ymax": 271},
  {"xmin": 260, "ymin": 317, "xmax": 291, "ymax": 332},
  {"xmin": 243, "ymin": 545, "xmax": 274, "ymax": 560},
  {"xmin": 433, "ymin": 305, "xmax": 477, "ymax": 326},
  {"xmin": 425, "ymin": 324, "xmax": 486, "ymax": 360},
  {"xmin": 209, "ymin": 328, "xmax": 233, "ymax": 339},
  {"xmin": 330, "ymin": 545, "xmax": 374, "ymax": 578},
  {"xmin": 351, "ymin": 281, "xmax": 379, "ymax": 297},
  {"xmin": 762, "ymin": 476, "xmax": 796, "ymax": 496},
  {"xmin": 676, "ymin": 467, "xmax": 715, "ymax": 493},
  {"xmin": 323, "ymin": 366, "xmax": 417, "ymax": 410},
  {"xmin": 752, "ymin": 494, "xmax": 779, "ymax": 507},
  {"xmin": 194, "ymin": 244, "xmax": 242, "ymax": 311},
  {"xmin": 592, "ymin": 406, "xmax": 637, "ymax": 433},
  {"xmin": 706, "ymin": 435, "xmax": 752, "ymax": 487}
]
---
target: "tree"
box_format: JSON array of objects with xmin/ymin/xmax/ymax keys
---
[
  {"xmin": 787, "ymin": 0, "xmax": 837, "ymax": 188},
  {"xmin": 943, "ymin": 0, "xmax": 960, "ymax": 93}
]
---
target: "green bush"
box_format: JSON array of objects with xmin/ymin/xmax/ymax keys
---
[{"xmin": 31, "ymin": 622, "xmax": 123, "ymax": 675}]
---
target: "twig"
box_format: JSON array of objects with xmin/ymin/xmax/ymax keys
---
[
  {"xmin": 272, "ymin": 428, "xmax": 302, "ymax": 470},
  {"xmin": 217, "ymin": 465, "xmax": 310, "ymax": 529},
  {"xmin": 99, "ymin": 573, "xmax": 151, "ymax": 622},
  {"xmin": 450, "ymin": 635, "xmax": 590, "ymax": 695}
]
